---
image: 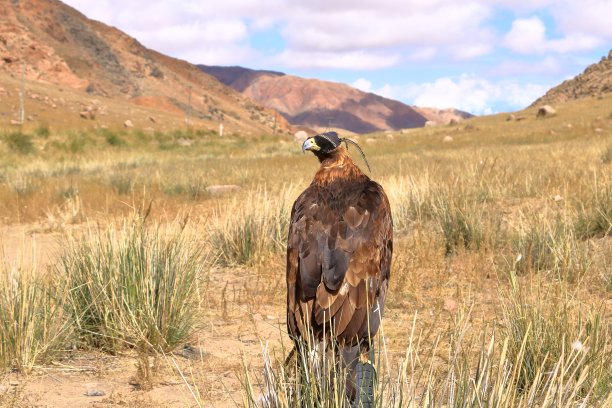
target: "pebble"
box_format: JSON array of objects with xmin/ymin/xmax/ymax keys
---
[{"xmin": 84, "ymin": 389, "xmax": 105, "ymax": 397}]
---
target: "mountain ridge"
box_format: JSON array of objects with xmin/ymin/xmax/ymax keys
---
[
  {"xmin": 0, "ymin": 0, "xmax": 290, "ymax": 133},
  {"xmin": 531, "ymin": 50, "xmax": 612, "ymax": 107},
  {"xmin": 200, "ymin": 65, "xmax": 473, "ymax": 134}
]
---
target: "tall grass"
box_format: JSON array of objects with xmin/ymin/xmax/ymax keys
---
[
  {"xmin": 574, "ymin": 174, "xmax": 612, "ymax": 238},
  {"xmin": 58, "ymin": 221, "xmax": 205, "ymax": 355},
  {"xmin": 500, "ymin": 273, "xmax": 610, "ymax": 400},
  {"xmin": 511, "ymin": 215, "xmax": 591, "ymax": 282},
  {"xmin": 0, "ymin": 261, "xmax": 71, "ymax": 373},
  {"xmin": 208, "ymin": 187, "xmax": 294, "ymax": 266},
  {"xmin": 241, "ymin": 297, "xmax": 610, "ymax": 407}
]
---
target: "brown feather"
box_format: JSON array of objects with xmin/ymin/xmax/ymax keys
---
[{"xmin": 286, "ymin": 145, "xmax": 393, "ymax": 347}]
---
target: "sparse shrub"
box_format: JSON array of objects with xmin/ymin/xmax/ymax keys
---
[
  {"xmin": 101, "ymin": 129, "xmax": 126, "ymax": 147},
  {"xmin": 109, "ymin": 171, "xmax": 136, "ymax": 195},
  {"xmin": 4, "ymin": 132, "xmax": 35, "ymax": 154},
  {"xmin": 243, "ymin": 337, "xmax": 350, "ymax": 407},
  {"xmin": 34, "ymin": 125, "xmax": 50, "ymax": 138},
  {"xmin": 575, "ymin": 177, "xmax": 612, "ymax": 238},
  {"xmin": 159, "ymin": 177, "xmax": 207, "ymax": 200},
  {"xmin": 511, "ymin": 215, "xmax": 591, "ymax": 282},
  {"xmin": 429, "ymin": 186, "xmax": 502, "ymax": 255},
  {"xmin": 500, "ymin": 274, "xmax": 610, "ymax": 400},
  {"xmin": 208, "ymin": 188, "xmax": 293, "ymax": 266},
  {"xmin": 0, "ymin": 262, "xmax": 71, "ymax": 373},
  {"xmin": 601, "ymin": 145, "xmax": 612, "ymax": 164},
  {"xmin": 59, "ymin": 221, "xmax": 205, "ymax": 354},
  {"xmin": 8, "ymin": 174, "xmax": 38, "ymax": 197}
]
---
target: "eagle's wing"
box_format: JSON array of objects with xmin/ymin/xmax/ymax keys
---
[{"xmin": 286, "ymin": 181, "xmax": 393, "ymax": 345}]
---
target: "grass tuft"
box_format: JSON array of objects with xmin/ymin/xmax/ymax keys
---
[
  {"xmin": 0, "ymin": 261, "xmax": 71, "ymax": 373},
  {"xmin": 208, "ymin": 187, "xmax": 293, "ymax": 266},
  {"xmin": 59, "ymin": 220, "xmax": 205, "ymax": 354}
]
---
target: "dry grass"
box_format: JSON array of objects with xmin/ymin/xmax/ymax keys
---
[{"xmin": 0, "ymin": 94, "xmax": 610, "ymax": 406}]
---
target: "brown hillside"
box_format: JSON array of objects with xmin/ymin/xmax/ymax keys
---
[
  {"xmin": 531, "ymin": 50, "xmax": 612, "ymax": 107},
  {"xmin": 200, "ymin": 65, "xmax": 473, "ymax": 134},
  {"xmin": 0, "ymin": 0, "xmax": 290, "ymax": 133}
]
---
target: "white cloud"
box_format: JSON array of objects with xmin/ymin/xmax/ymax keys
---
[
  {"xmin": 503, "ymin": 17, "xmax": 547, "ymax": 54},
  {"xmin": 352, "ymin": 78, "xmax": 372, "ymax": 92},
  {"xmin": 491, "ymin": 56, "xmax": 562, "ymax": 76},
  {"xmin": 553, "ymin": 0, "xmax": 612, "ymax": 38},
  {"xmin": 60, "ymin": 0, "xmax": 609, "ymax": 83},
  {"xmin": 276, "ymin": 50, "xmax": 401, "ymax": 70},
  {"xmin": 503, "ymin": 16, "xmax": 602, "ymax": 54},
  {"xmin": 380, "ymin": 75, "xmax": 551, "ymax": 114}
]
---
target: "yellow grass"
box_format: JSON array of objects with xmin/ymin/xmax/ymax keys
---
[{"xmin": 0, "ymin": 94, "xmax": 610, "ymax": 406}]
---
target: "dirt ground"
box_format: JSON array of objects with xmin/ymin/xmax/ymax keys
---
[{"xmin": 0, "ymin": 220, "xmax": 508, "ymax": 408}]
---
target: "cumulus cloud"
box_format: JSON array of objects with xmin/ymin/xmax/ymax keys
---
[
  {"xmin": 276, "ymin": 50, "xmax": 400, "ymax": 70},
  {"xmin": 503, "ymin": 16, "xmax": 602, "ymax": 54},
  {"xmin": 380, "ymin": 75, "xmax": 551, "ymax": 114},
  {"xmin": 352, "ymin": 78, "xmax": 372, "ymax": 92}
]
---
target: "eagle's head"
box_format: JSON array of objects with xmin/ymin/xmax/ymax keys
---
[
  {"xmin": 302, "ymin": 131, "xmax": 371, "ymax": 172},
  {"xmin": 302, "ymin": 131, "xmax": 342, "ymax": 158}
]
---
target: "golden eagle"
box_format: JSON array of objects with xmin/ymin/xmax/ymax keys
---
[{"xmin": 286, "ymin": 131, "xmax": 393, "ymax": 404}]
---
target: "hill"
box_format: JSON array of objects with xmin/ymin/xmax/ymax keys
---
[
  {"xmin": 531, "ymin": 50, "xmax": 612, "ymax": 107},
  {"xmin": 0, "ymin": 0, "xmax": 289, "ymax": 134},
  {"xmin": 200, "ymin": 65, "xmax": 473, "ymax": 134}
]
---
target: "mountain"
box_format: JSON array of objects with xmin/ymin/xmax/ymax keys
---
[
  {"xmin": 200, "ymin": 65, "xmax": 473, "ymax": 134},
  {"xmin": 0, "ymin": 0, "xmax": 289, "ymax": 133},
  {"xmin": 531, "ymin": 50, "xmax": 612, "ymax": 107}
]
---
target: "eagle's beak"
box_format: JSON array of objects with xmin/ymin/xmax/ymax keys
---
[{"xmin": 302, "ymin": 137, "xmax": 320, "ymax": 152}]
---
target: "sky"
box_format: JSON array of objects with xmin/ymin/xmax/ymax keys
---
[{"xmin": 62, "ymin": 0, "xmax": 611, "ymax": 115}]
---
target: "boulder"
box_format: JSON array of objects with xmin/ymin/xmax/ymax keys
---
[
  {"xmin": 506, "ymin": 114, "xmax": 516, "ymax": 121},
  {"xmin": 537, "ymin": 105, "xmax": 556, "ymax": 118}
]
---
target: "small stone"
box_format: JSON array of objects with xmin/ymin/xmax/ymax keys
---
[
  {"xmin": 365, "ymin": 138, "xmax": 376, "ymax": 145},
  {"xmin": 506, "ymin": 114, "xmax": 516, "ymax": 121},
  {"xmin": 386, "ymin": 133, "xmax": 394, "ymax": 141},
  {"xmin": 552, "ymin": 194, "xmax": 563, "ymax": 202},
  {"xmin": 84, "ymin": 389, "xmax": 105, "ymax": 397},
  {"xmin": 148, "ymin": 116, "xmax": 156, "ymax": 123},
  {"xmin": 181, "ymin": 344, "xmax": 207, "ymax": 360},
  {"xmin": 443, "ymin": 135, "xmax": 453, "ymax": 143},
  {"xmin": 595, "ymin": 128, "xmax": 603, "ymax": 133},
  {"xmin": 9, "ymin": 381, "xmax": 19, "ymax": 387},
  {"xmin": 124, "ymin": 119, "xmax": 134, "ymax": 128}
]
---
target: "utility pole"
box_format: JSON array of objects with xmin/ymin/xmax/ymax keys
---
[
  {"xmin": 18, "ymin": 62, "xmax": 25, "ymax": 124},
  {"xmin": 185, "ymin": 84, "xmax": 192, "ymax": 126}
]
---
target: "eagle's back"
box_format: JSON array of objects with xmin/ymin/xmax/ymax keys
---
[{"xmin": 286, "ymin": 157, "xmax": 392, "ymax": 346}]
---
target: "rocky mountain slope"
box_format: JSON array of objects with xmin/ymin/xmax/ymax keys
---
[
  {"xmin": 200, "ymin": 65, "xmax": 473, "ymax": 134},
  {"xmin": 531, "ymin": 50, "xmax": 612, "ymax": 107},
  {"xmin": 0, "ymin": 0, "xmax": 289, "ymax": 133}
]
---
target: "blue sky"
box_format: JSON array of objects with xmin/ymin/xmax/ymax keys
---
[{"xmin": 63, "ymin": 0, "xmax": 611, "ymax": 115}]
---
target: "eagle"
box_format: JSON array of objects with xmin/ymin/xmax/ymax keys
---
[{"xmin": 286, "ymin": 131, "xmax": 393, "ymax": 405}]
